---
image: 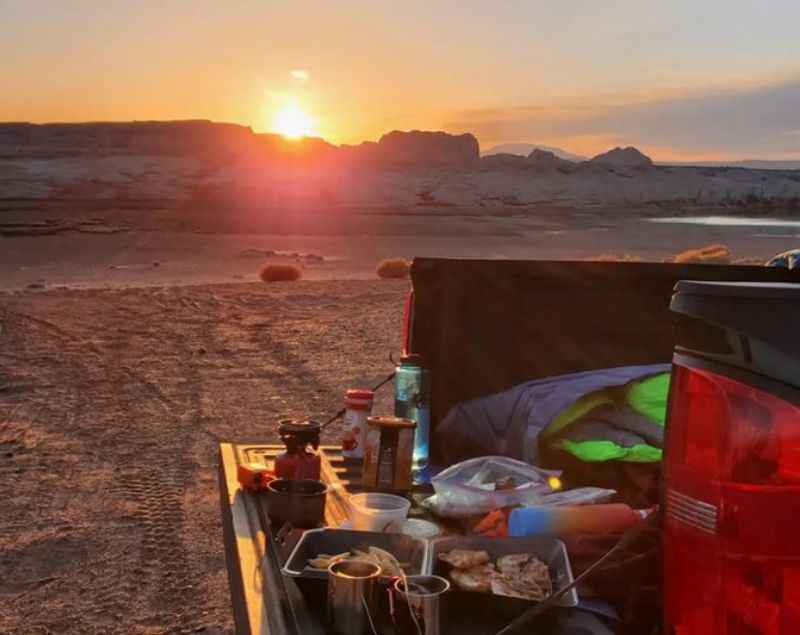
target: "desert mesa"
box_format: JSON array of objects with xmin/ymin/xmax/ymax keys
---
[{"xmin": 2, "ymin": 120, "xmax": 800, "ymax": 209}]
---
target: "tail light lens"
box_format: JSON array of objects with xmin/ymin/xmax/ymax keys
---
[{"xmin": 665, "ymin": 362, "xmax": 800, "ymax": 634}]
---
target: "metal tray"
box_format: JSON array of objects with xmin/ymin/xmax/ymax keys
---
[
  {"xmin": 282, "ymin": 528, "xmax": 430, "ymax": 580},
  {"xmin": 428, "ymin": 534, "xmax": 579, "ymax": 608}
]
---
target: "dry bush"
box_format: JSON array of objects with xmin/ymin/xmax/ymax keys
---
[
  {"xmin": 733, "ymin": 257, "xmax": 765, "ymax": 266},
  {"xmin": 584, "ymin": 254, "xmax": 643, "ymax": 262},
  {"xmin": 671, "ymin": 244, "xmax": 731, "ymax": 264},
  {"xmin": 259, "ymin": 263, "xmax": 302, "ymax": 282},
  {"xmin": 376, "ymin": 258, "xmax": 411, "ymax": 279}
]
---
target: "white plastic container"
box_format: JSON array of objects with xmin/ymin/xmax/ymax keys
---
[
  {"xmin": 341, "ymin": 389, "xmax": 374, "ymax": 459},
  {"xmin": 399, "ymin": 518, "xmax": 442, "ymax": 539},
  {"xmin": 348, "ymin": 492, "xmax": 410, "ymax": 532}
]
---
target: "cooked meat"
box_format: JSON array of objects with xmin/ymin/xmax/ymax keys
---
[
  {"xmin": 449, "ymin": 563, "xmax": 497, "ymax": 593},
  {"xmin": 494, "ymin": 553, "xmax": 552, "ymax": 596},
  {"xmin": 490, "ymin": 576, "xmax": 547, "ymax": 601},
  {"xmin": 439, "ymin": 549, "xmax": 491, "ymax": 570},
  {"xmin": 521, "ymin": 558, "xmax": 552, "ymax": 595},
  {"xmin": 496, "ymin": 554, "xmax": 532, "ymax": 576},
  {"xmin": 445, "ymin": 550, "xmax": 553, "ymax": 601}
]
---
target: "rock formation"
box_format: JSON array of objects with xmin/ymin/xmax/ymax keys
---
[
  {"xmin": 528, "ymin": 149, "xmax": 575, "ymax": 171},
  {"xmin": 480, "ymin": 153, "xmax": 529, "ymax": 170},
  {"xmin": 589, "ymin": 146, "xmax": 653, "ymax": 169},
  {"xmin": 0, "ymin": 120, "xmax": 342, "ymax": 164},
  {"xmin": 372, "ymin": 130, "xmax": 480, "ymax": 167}
]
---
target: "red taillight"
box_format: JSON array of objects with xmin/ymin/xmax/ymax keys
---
[
  {"xmin": 401, "ymin": 290, "xmax": 414, "ymax": 355},
  {"xmin": 665, "ymin": 362, "xmax": 800, "ymax": 634}
]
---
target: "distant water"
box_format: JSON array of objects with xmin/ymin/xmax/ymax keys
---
[{"xmin": 648, "ymin": 216, "xmax": 800, "ymax": 228}]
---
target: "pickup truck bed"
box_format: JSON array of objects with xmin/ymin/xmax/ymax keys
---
[{"xmin": 220, "ymin": 259, "xmax": 800, "ymax": 634}]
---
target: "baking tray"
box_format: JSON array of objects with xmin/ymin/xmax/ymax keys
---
[
  {"xmin": 428, "ymin": 534, "xmax": 578, "ymax": 609},
  {"xmin": 282, "ymin": 528, "xmax": 429, "ymax": 580}
]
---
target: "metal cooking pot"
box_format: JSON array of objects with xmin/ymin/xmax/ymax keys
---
[{"xmin": 266, "ymin": 478, "xmax": 327, "ymax": 528}]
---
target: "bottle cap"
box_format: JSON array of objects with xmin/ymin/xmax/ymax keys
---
[
  {"xmin": 400, "ymin": 353, "xmax": 425, "ymax": 366},
  {"xmin": 345, "ymin": 389, "xmax": 374, "ymax": 401},
  {"xmin": 508, "ymin": 507, "xmax": 555, "ymax": 537}
]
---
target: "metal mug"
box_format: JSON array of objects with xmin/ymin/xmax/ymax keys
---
[
  {"xmin": 327, "ymin": 559, "xmax": 382, "ymax": 635},
  {"xmin": 392, "ymin": 575, "xmax": 450, "ymax": 635}
]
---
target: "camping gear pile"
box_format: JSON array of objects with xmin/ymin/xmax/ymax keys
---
[
  {"xmin": 256, "ymin": 362, "xmax": 671, "ymax": 634},
  {"xmin": 220, "ymin": 259, "xmax": 800, "ymax": 635}
]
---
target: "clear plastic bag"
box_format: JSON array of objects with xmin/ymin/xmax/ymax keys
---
[{"xmin": 430, "ymin": 456, "xmax": 559, "ymax": 517}]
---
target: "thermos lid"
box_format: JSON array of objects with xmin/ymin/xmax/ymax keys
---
[
  {"xmin": 399, "ymin": 353, "xmax": 425, "ymax": 366},
  {"xmin": 367, "ymin": 415, "xmax": 416, "ymax": 429},
  {"xmin": 345, "ymin": 388, "xmax": 374, "ymax": 401}
]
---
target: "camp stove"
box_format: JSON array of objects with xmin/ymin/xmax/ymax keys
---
[{"xmin": 274, "ymin": 419, "xmax": 322, "ymax": 480}]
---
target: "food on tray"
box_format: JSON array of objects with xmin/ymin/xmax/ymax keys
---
[
  {"xmin": 496, "ymin": 553, "xmax": 532, "ymax": 575},
  {"xmin": 521, "ymin": 557, "xmax": 552, "ymax": 594},
  {"xmin": 449, "ymin": 563, "xmax": 496, "ymax": 593},
  {"xmin": 438, "ymin": 548, "xmax": 491, "ymax": 570},
  {"xmin": 489, "ymin": 577, "xmax": 546, "ymax": 601},
  {"xmin": 439, "ymin": 550, "xmax": 552, "ymax": 601},
  {"xmin": 307, "ymin": 552, "xmax": 350, "ymax": 570},
  {"xmin": 307, "ymin": 546, "xmax": 407, "ymax": 577}
]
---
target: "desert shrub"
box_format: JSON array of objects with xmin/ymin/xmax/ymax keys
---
[
  {"xmin": 259, "ymin": 263, "xmax": 302, "ymax": 282},
  {"xmin": 376, "ymin": 258, "xmax": 411, "ymax": 279},
  {"xmin": 732, "ymin": 257, "xmax": 764, "ymax": 266},
  {"xmin": 671, "ymin": 244, "xmax": 731, "ymax": 264}
]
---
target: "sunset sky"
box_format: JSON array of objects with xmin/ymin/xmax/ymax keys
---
[{"xmin": 2, "ymin": 0, "xmax": 800, "ymax": 160}]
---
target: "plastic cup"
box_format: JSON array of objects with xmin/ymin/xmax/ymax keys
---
[
  {"xmin": 393, "ymin": 575, "xmax": 450, "ymax": 635},
  {"xmin": 348, "ymin": 493, "xmax": 411, "ymax": 532}
]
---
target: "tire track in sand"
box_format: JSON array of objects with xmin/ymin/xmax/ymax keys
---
[{"xmin": 3, "ymin": 302, "xmax": 210, "ymax": 634}]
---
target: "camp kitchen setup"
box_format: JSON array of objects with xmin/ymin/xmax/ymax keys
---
[{"xmin": 218, "ymin": 258, "xmax": 800, "ymax": 635}]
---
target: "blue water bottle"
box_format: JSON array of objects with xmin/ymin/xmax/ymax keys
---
[{"xmin": 394, "ymin": 354, "xmax": 431, "ymax": 478}]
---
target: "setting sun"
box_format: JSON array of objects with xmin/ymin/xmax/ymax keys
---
[{"xmin": 272, "ymin": 104, "xmax": 315, "ymax": 139}]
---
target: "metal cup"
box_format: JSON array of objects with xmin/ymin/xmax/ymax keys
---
[
  {"xmin": 393, "ymin": 575, "xmax": 450, "ymax": 635},
  {"xmin": 327, "ymin": 559, "xmax": 382, "ymax": 635}
]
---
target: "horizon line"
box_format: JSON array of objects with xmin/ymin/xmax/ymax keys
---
[{"xmin": 3, "ymin": 118, "xmax": 800, "ymax": 165}]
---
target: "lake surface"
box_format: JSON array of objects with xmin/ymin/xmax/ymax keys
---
[{"xmin": 648, "ymin": 216, "xmax": 800, "ymax": 227}]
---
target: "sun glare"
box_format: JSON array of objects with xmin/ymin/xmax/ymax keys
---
[{"xmin": 273, "ymin": 104, "xmax": 315, "ymax": 139}]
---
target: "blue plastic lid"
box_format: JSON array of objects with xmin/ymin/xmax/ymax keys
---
[{"xmin": 508, "ymin": 507, "xmax": 555, "ymax": 537}]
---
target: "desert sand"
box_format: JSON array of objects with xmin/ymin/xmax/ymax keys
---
[
  {"xmin": 0, "ymin": 280, "xmax": 405, "ymax": 634},
  {"xmin": 3, "ymin": 203, "xmax": 800, "ymax": 293}
]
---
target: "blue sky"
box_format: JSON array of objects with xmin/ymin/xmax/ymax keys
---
[{"xmin": 1, "ymin": 0, "xmax": 799, "ymax": 158}]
